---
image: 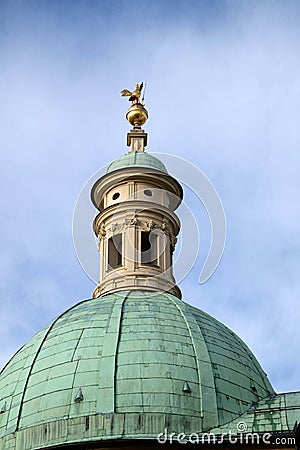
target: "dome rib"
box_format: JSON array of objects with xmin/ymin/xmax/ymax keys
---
[
  {"xmin": 0, "ymin": 298, "xmax": 90, "ymax": 435},
  {"xmin": 67, "ymin": 329, "xmax": 84, "ymax": 416},
  {"xmin": 165, "ymin": 293, "xmax": 219, "ymax": 431},
  {"xmin": 12, "ymin": 322, "xmax": 55, "ymax": 433},
  {"xmin": 14, "ymin": 298, "xmax": 90, "ymax": 433},
  {"xmin": 97, "ymin": 291, "xmax": 130, "ymax": 414}
]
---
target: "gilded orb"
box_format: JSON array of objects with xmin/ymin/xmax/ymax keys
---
[{"xmin": 126, "ymin": 103, "xmax": 148, "ymax": 126}]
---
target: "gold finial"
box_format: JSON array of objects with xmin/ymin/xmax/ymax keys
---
[{"xmin": 121, "ymin": 82, "xmax": 148, "ymax": 127}]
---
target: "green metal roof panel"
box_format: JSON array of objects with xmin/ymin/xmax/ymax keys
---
[
  {"xmin": 210, "ymin": 392, "xmax": 300, "ymax": 434},
  {"xmin": 0, "ymin": 290, "xmax": 295, "ymax": 450},
  {"xmin": 106, "ymin": 151, "xmax": 168, "ymax": 174}
]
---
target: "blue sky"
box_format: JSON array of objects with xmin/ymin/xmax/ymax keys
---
[{"xmin": 0, "ymin": 0, "xmax": 299, "ymax": 393}]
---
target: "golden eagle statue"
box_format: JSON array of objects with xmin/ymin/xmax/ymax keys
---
[{"xmin": 121, "ymin": 82, "xmax": 144, "ymax": 103}]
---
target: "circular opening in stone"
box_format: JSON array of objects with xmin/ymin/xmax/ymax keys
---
[
  {"xmin": 144, "ymin": 189, "xmax": 152, "ymax": 197},
  {"xmin": 112, "ymin": 192, "xmax": 120, "ymax": 200}
]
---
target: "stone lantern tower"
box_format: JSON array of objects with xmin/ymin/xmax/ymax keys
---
[{"xmin": 91, "ymin": 93, "xmax": 182, "ymax": 299}]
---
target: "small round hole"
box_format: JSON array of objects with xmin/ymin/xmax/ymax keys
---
[
  {"xmin": 144, "ymin": 189, "xmax": 152, "ymax": 197},
  {"xmin": 112, "ymin": 192, "xmax": 120, "ymax": 200}
]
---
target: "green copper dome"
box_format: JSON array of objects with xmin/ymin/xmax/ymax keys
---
[
  {"xmin": 106, "ymin": 151, "xmax": 168, "ymax": 174},
  {"xmin": 0, "ymin": 290, "xmax": 274, "ymax": 450}
]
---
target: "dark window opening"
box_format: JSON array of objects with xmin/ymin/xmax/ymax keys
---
[
  {"xmin": 112, "ymin": 192, "xmax": 120, "ymax": 200},
  {"xmin": 108, "ymin": 234, "xmax": 122, "ymax": 270},
  {"xmin": 141, "ymin": 231, "xmax": 158, "ymax": 266},
  {"xmin": 144, "ymin": 189, "xmax": 152, "ymax": 197},
  {"xmin": 166, "ymin": 243, "xmax": 173, "ymax": 268}
]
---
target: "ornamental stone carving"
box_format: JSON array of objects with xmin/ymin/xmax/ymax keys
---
[
  {"xmin": 110, "ymin": 223, "xmax": 118, "ymax": 232},
  {"xmin": 146, "ymin": 219, "xmax": 154, "ymax": 230},
  {"xmin": 97, "ymin": 223, "xmax": 106, "ymax": 240}
]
